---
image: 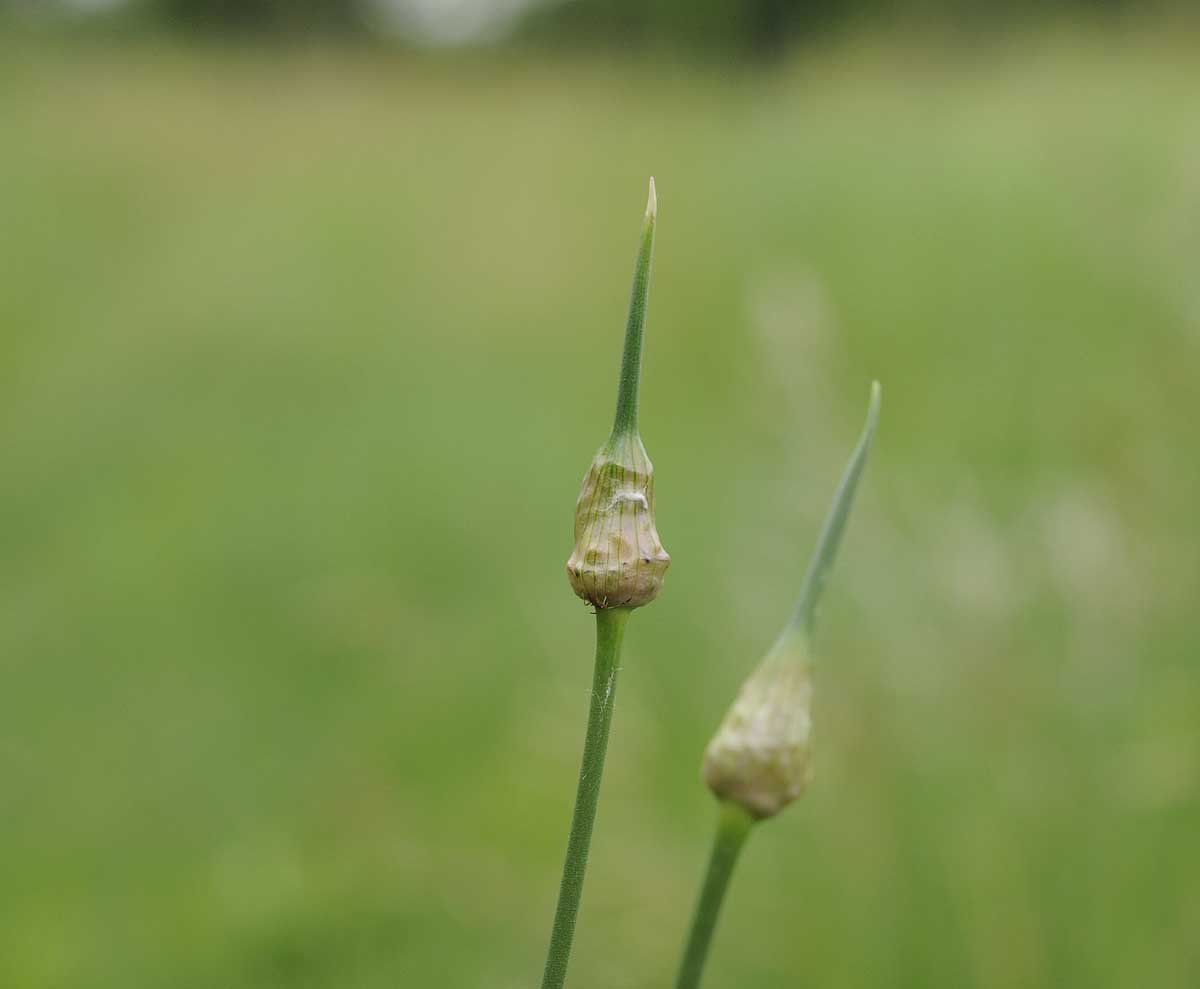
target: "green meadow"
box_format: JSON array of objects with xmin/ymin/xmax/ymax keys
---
[{"xmin": 2, "ymin": 30, "xmax": 1198, "ymax": 988}]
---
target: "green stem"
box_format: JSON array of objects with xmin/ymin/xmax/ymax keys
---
[
  {"xmin": 610, "ymin": 178, "xmax": 657, "ymax": 440},
  {"xmin": 541, "ymin": 607, "xmax": 632, "ymax": 989},
  {"xmin": 674, "ymin": 801, "xmax": 757, "ymax": 989},
  {"xmin": 791, "ymin": 380, "xmax": 881, "ymax": 637}
]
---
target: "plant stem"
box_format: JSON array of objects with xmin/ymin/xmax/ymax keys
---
[
  {"xmin": 674, "ymin": 801, "xmax": 757, "ymax": 989},
  {"xmin": 541, "ymin": 606, "xmax": 632, "ymax": 989}
]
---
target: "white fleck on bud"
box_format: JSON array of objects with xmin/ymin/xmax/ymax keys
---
[
  {"xmin": 566, "ymin": 431, "xmax": 670, "ymax": 610},
  {"xmin": 703, "ymin": 633, "xmax": 813, "ymax": 819}
]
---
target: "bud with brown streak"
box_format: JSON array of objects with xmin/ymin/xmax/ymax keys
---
[{"xmin": 566, "ymin": 177, "xmax": 670, "ymax": 610}]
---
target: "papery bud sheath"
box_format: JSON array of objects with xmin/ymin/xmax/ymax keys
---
[
  {"xmin": 567, "ymin": 432, "xmax": 670, "ymax": 609},
  {"xmin": 703, "ymin": 631, "xmax": 814, "ymax": 818}
]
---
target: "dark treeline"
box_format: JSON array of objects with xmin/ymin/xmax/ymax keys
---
[
  {"xmin": 45, "ymin": 0, "xmax": 1168, "ymax": 48},
  {"xmin": 521, "ymin": 0, "xmax": 1149, "ymax": 53},
  {"xmin": 140, "ymin": 0, "xmax": 364, "ymax": 34}
]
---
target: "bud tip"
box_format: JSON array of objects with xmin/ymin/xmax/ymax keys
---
[{"xmin": 646, "ymin": 176, "xmax": 657, "ymax": 219}]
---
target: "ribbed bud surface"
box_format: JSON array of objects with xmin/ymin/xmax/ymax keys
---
[
  {"xmin": 566, "ymin": 431, "xmax": 670, "ymax": 609},
  {"xmin": 703, "ymin": 634, "xmax": 813, "ymax": 819}
]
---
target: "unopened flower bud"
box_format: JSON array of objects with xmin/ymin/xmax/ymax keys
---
[
  {"xmin": 567, "ymin": 431, "xmax": 670, "ymax": 609},
  {"xmin": 566, "ymin": 178, "xmax": 671, "ymax": 610},
  {"xmin": 704, "ymin": 632, "xmax": 814, "ymax": 818},
  {"xmin": 703, "ymin": 382, "xmax": 880, "ymax": 819}
]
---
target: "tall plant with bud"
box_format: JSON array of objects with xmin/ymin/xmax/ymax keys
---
[
  {"xmin": 537, "ymin": 179, "xmax": 881, "ymax": 989},
  {"xmin": 541, "ymin": 178, "xmax": 668, "ymax": 989}
]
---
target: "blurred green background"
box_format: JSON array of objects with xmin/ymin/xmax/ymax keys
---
[{"xmin": 2, "ymin": 2, "xmax": 1199, "ymax": 987}]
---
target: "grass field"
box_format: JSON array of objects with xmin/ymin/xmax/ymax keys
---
[{"xmin": 2, "ymin": 29, "xmax": 1199, "ymax": 988}]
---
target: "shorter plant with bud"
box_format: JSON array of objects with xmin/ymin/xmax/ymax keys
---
[
  {"xmin": 677, "ymin": 381, "xmax": 880, "ymax": 989},
  {"xmin": 536, "ymin": 180, "xmax": 882, "ymax": 989}
]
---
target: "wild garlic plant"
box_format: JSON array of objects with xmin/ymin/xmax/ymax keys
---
[
  {"xmin": 539, "ymin": 179, "xmax": 880, "ymax": 989},
  {"xmin": 541, "ymin": 178, "xmax": 668, "ymax": 989},
  {"xmin": 675, "ymin": 381, "xmax": 881, "ymax": 989}
]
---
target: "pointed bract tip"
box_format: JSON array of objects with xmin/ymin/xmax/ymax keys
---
[
  {"xmin": 868, "ymin": 380, "xmax": 882, "ymax": 425},
  {"xmin": 646, "ymin": 176, "xmax": 657, "ymax": 219}
]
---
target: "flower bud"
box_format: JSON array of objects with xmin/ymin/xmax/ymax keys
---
[
  {"xmin": 702, "ymin": 382, "xmax": 880, "ymax": 819},
  {"xmin": 566, "ymin": 178, "xmax": 670, "ymax": 610},
  {"xmin": 567, "ymin": 431, "xmax": 670, "ymax": 609},
  {"xmin": 703, "ymin": 632, "xmax": 814, "ymax": 818}
]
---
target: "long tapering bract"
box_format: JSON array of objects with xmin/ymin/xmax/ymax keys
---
[
  {"xmin": 610, "ymin": 177, "xmax": 656, "ymax": 439},
  {"xmin": 790, "ymin": 381, "xmax": 881, "ymax": 636}
]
